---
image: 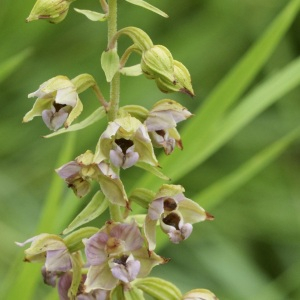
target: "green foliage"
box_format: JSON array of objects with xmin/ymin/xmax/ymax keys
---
[{"xmin": 1, "ymin": 0, "xmax": 300, "ymax": 299}]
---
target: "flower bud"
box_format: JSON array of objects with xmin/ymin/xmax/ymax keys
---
[
  {"xmin": 141, "ymin": 45, "xmax": 175, "ymax": 82},
  {"xmin": 182, "ymin": 289, "xmax": 218, "ymax": 300},
  {"xmin": 26, "ymin": 0, "xmax": 74, "ymax": 24}
]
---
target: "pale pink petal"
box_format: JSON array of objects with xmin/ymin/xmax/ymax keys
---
[{"xmin": 84, "ymin": 232, "xmax": 108, "ymax": 265}]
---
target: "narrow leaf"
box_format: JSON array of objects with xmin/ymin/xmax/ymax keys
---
[
  {"xmin": 125, "ymin": 0, "xmax": 168, "ymax": 18},
  {"xmin": 44, "ymin": 107, "xmax": 106, "ymax": 138},
  {"xmin": 63, "ymin": 191, "xmax": 109, "ymax": 235},
  {"xmin": 196, "ymin": 127, "xmax": 300, "ymax": 209},
  {"xmin": 74, "ymin": 8, "xmax": 107, "ymax": 21}
]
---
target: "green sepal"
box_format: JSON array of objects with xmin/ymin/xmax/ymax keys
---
[
  {"xmin": 64, "ymin": 96, "xmax": 83, "ymax": 128},
  {"xmin": 156, "ymin": 184, "xmax": 185, "ymax": 198},
  {"xmin": 71, "ymin": 73, "xmax": 96, "ymax": 93},
  {"xmin": 101, "ymin": 49, "xmax": 120, "ymax": 82},
  {"xmin": 119, "ymin": 105, "xmax": 149, "ymax": 122},
  {"xmin": 68, "ymin": 252, "xmax": 82, "ymax": 299},
  {"xmin": 120, "ymin": 64, "xmax": 143, "ymax": 76},
  {"xmin": 63, "ymin": 227, "xmax": 99, "ymax": 253},
  {"xmin": 173, "ymin": 60, "xmax": 194, "ymax": 97},
  {"xmin": 44, "ymin": 106, "xmax": 106, "ymax": 138},
  {"xmin": 135, "ymin": 162, "xmax": 170, "ymax": 181},
  {"xmin": 133, "ymin": 277, "xmax": 182, "ymax": 300},
  {"xmin": 63, "ymin": 191, "xmax": 109, "ymax": 235},
  {"xmin": 23, "ymin": 98, "xmax": 52, "ymax": 122},
  {"xmin": 124, "ymin": 214, "xmax": 147, "ymax": 227},
  {"xmin": 74, "ymin": 8, "xmax": 107, "ymax": 21},
  {"xmin": 98, "ymin": 173, "xmax": 128, "ymax": 207},
  {"xmin": 124, "ymin": 286, "xmax": 145, "ymax": 300},
  {"xmin": 125, "ymin": 0, "xmax": 168, "ymax": 18},
  {"xmin": 129, "ymin": 188, "xmax": 155, "ymax": 209}
]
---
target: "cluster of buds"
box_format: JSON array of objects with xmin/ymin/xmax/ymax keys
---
[{"xmin": 19, "ymin": 0, "xmax": 218, "ymax": 299}]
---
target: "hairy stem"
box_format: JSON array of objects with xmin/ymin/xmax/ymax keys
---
[{"xmin": 107, "ymin": 0, "xmax": 123, "ymax": 222}]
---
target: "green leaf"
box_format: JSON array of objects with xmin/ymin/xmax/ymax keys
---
[
  {"xmin": 101, "ymin": 49, "xmax": 120, "ymax": 82},
  {"xmin": 74, "ymin": 8, "xmax": 107, "ymax": 21},
  {"xmin": 196, "ymin": 126, "xmax": 300, "ymax": 209},
  {"xmin": 134, "ymin": 277, "xmax": 182, "ymax": 300},
  {"xmin": 125, "ymin": 0, "xmax": 168, "ymax": 18},
  {"xmin": 135, "ymin": 0, "xmax": 300, "ymax": 189},
  {"xmin": 62, "ymin": 191, "xmax": 109, "ymax": 235},
  {"xmin": 44, "ymin": 107, "xmax": 106, "ymax": 138}
]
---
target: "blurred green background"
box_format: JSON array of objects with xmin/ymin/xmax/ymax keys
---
[{"xmin": 1, "ymin": 0, "xmax": 300, "ymax": 299}]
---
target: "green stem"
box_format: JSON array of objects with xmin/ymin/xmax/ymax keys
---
[{"xmin": 107, "ymin": 0, "xmax": 123, "ymax": 222}]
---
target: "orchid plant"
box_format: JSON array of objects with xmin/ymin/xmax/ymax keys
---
[{"xmin": 18, "ymin": 0, "xmax": 218, "ymax": 299}]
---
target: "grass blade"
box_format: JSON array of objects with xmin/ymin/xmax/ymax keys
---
[{"xmin": 195, "ymin": 127, "xmax": 300, "ymax": 209}]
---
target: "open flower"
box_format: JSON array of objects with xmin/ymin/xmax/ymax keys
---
[
  {"xmin": 56, "ymin": 150, "xmax": 128, "ymax": 206},
  {"xmin": 83, "ymin": 221, "xmax": 165, "ymax": 292},
  {"xmin": 144, "ymin": 184, "xmax": 214, "ymax": 251},
  {"xmin": 145, "ymin": 99, "xmax": 192, "ymax": 154},
  {"xmin": 23, "ymin": 75, "xmax": 83, "ymax": 130},
  {"xmin": 94, "ymin": 115, "xmax": 158, "ymax": 169}
]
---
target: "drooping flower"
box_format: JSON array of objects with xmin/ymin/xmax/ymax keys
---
[
  {"xmin": 56, "ymin": 150, "xmax": 128, "ymax": 206},
  {"xmin": 83, "ymin": 221, "xmax": 165, "ymax": 292},
  {"xmin": 144, "ymin": 184, "xmax": 214, "ymax": 251},
  {"xmin": 94, "ymin": 115, "xmax": 158, "ymax": 169},
  {"xmin": 145, "ymin": 99, "xmax": 192, "ymax": 154},
  {"xmin": 16, "ymin": 234, "xmax": 72, "ymax": 271},
  {"xmin": 141, "ymin": 45, "xmax": 194, "ymax": 96},
  {"xmin": 23, "ymin": 75, "xmax": 83, "ymax": 130}
]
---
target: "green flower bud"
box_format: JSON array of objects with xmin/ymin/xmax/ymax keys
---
[
  {"xmin": 155, "ymin": 61, "xmax": 194, "ymax": 97},
  {"xmin": 134, "ymin": 277, "xmax": 182, "ymax": 300},
  {"xmin": 141, "ymin": 45, "xmax": 174, "ymax": 81},
  {"xmin": 182, "ymin": 289, "xmax": 218, "ymax": 300},
  {"xmin": 173, "ymin": 60, "xmax": 194, "ymax": 97},
  {"xmin": 26, "ymin": 0, "xmax": 74, "ymax": 24}
]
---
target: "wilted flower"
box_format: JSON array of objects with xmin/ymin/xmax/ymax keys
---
[
  {"xmin": 83, "ymin": 221, "xmax": 165, "ymax": 292},
  {"xmin": 144, "ymin": 184, "xmax": 213, "ymax": 251},
  {"xmin": 56, "ymin": 150, "xmax": 128, "ymax": 206},
  {"xmin": 94, "ymin": 115, "xmax": 158, "ymax": 169},
  {"xmin": 182, "ymin": 289, "xmax": 218, "ymax": 300},
  {"xmin": 23, "ymin": 75, "xmax": 83, "ymax": 131},
  {"xmin": 26, "ymin": 0, "xmax": 74, "ymax": 24},
  {"xmin": 145, "ymin": 99, "xmax": 192, "ymax": 154}
]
